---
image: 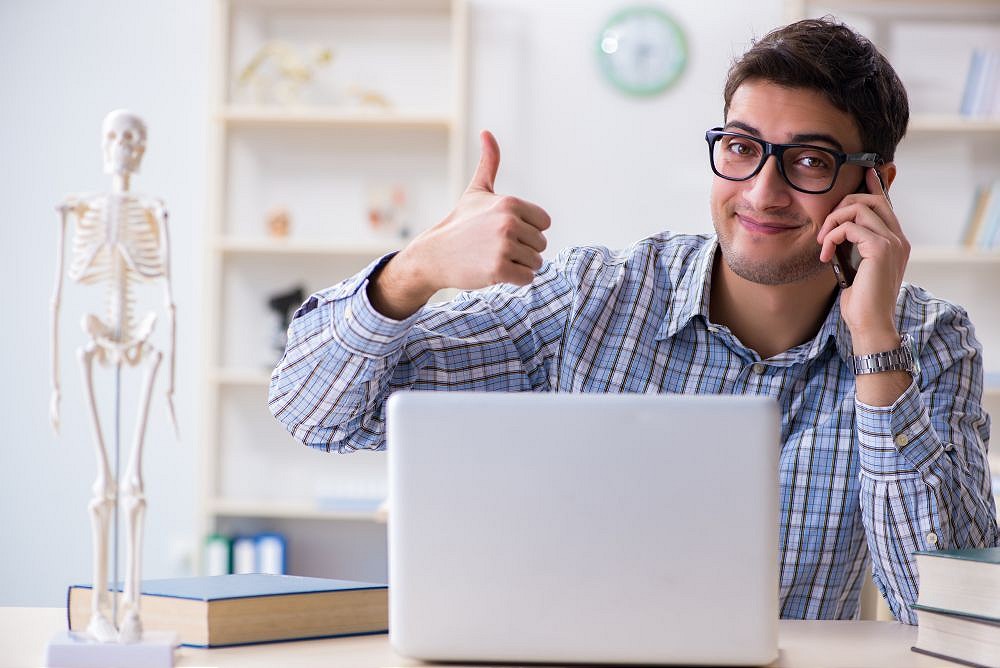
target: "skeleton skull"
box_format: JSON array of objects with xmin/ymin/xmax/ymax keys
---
[{"xmin": 102, "ymin": 109, "xmax": 147, "ymax": 176}]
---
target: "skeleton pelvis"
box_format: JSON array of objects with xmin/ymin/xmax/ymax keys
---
[{"xmin": 81, "ymin": 312, "xmax": 157, "ymax": 366}]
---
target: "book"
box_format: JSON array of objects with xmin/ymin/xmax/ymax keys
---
[
  {"xmin": 914, "ymin": 548, "xmax": 1000, "ymax": 620},
  {"xmin": 912, "ymin": 606, "xmax": 1000, "ymax": 668},
  {"xmin": 67, "ymin": 574, "xmax": 388, "ymax": 648},
  {"xmin": 962, "ymin": 186, "xmax": 990, "ymax": 248},
  {"xmin": 960, "ymin": 50, "xmax": 986, "ymax": 117},
  {"xmin": 204, "ymin": 533, "xmax": 231, "ymax": 576},
  {"xmin": 975, "ymin": 183, "xmax": 1000, "ymax": 249}
]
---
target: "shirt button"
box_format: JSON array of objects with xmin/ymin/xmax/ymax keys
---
[
  {"xmin": 345, "ymin": 304, "xmax": 353, "ymax": 320},
  {"xmin": 751, "ymin": 363, "xmax": 765, "ymax": 374},
  {"xmin": 707, "ymin": 325, "xmax": 720, "ymax": 333},
  {"xmin": 894, "ymin": 433, "xmax": 909, "ymax": 447},
  {"xmin": 943, "ymin": 443, "xmax": 955, "ymax": 452},
  {"xmin": 926, "ymin": 532, "xmax": 938, "ymax": 546}
]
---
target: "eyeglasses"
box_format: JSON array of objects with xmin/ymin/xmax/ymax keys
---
[{"xmin": 705, "ymin": 128, "xmax": 880, "ymax": 195}]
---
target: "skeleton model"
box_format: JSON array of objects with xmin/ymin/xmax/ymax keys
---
[{"xmin": 50, "ymin": 110, "xmax": 177, "ymax": 644}]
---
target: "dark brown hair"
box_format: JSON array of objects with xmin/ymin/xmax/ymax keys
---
[{"xmin": 723, "ymin": 17, "xmax": 909, "ymax": 162}]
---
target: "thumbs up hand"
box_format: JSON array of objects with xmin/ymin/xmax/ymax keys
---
[{"xmin": 368, "ymin": 131, "xmax": 552, "ymax": 320}]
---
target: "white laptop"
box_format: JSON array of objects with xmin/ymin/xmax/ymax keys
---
[{"xmin": 386, "ymin": 392, "xmax": 779, "ymax": 666}]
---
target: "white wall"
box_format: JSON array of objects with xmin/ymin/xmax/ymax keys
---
[
  {"xmin": 0, "ymin": 0, "xmax": 784, "ymax": 605},
  {"xmin": 0, "ymin": 0, "xmax": 210, "ymax": 606},
  {"xmin": 468, "ymin": 0, "xmax": 783, "ymax": 253}
]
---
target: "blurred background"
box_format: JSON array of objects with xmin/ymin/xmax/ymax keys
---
[{"xmin": 2, "ymin": 0, "xmax": 998, "ymax": 606}]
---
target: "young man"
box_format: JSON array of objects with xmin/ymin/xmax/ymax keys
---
[{"xmin": 269, "ymin": 19, "xmax": 997, "ymax": 623}]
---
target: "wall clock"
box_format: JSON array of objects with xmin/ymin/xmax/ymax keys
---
[{"xmin": 597, "ymin": 6, "xmax": 688, "ymax": 97}]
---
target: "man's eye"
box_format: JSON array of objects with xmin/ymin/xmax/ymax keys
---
[
  {"xmin": 797, "ymin": 154, "xmax": 832, "ymax": 170},
  {"xmin": 727, "ymin": 141, "xmax": 755, "ymax": 156}
]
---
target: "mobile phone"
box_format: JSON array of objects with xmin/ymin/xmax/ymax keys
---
[{"xmin": 830, "ymin": 169, "xmax": 888, "ymax": 289}]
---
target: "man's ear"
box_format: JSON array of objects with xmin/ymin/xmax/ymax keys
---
[{"xmin": 880, "ymin": 162, "xmax": 897, "ymax": 191}]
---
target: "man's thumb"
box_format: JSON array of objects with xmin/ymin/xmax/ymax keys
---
[{"xmin": 467, "ymin": 130, "xmax": 500, "ymax": 194}]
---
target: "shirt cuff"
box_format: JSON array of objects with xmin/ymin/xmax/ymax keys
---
[
  {"xmin": 855, "ymin": 380, "xmax": 944, "ymax": 479},
  {"xmin": 324, "ymin": 252, "xmax": 424, "ymax": 358}
]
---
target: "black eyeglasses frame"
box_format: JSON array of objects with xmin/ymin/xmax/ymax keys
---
[{"xmin": 705, "ymin": 127, "xmax": 881, "ymax": 195}]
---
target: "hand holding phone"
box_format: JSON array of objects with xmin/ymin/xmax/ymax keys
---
[{"xmin": 829, "ymin": 169, "xmax": 890, "ymax": 289}]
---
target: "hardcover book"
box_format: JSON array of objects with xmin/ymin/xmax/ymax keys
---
[
  {"xmin": 914, "ymin": 547, "xmax": 1000, "ymax": 620},
  {"xmin": 67, "ymin": 574, "xmax": 388, "ymax": 648},
  {"xmin": 912, "ymin": 606, "xmax": 1000, "ymax": 668}
]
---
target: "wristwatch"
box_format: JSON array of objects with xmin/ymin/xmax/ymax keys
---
[{"xmin": 852, "ymin": 333, "xmax": 919, "ymax": 377}]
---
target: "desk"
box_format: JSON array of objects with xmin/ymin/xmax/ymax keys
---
[{"xmin": 2, "ymin": 607, "xmax": 954, "ymax": 668}]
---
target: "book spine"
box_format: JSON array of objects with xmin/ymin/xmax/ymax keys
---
[
  {"xmin": 255, "ymin": 533, "xmax": 287, "ymax": 575},
  {"xmin": 961, "ymin": 185, "xmax": 987, "ymax": 247},
  {"xmin": 205, "ymin": 533, "xmax": 232, "ymax": 577},
  {"xmin": 975, "ymin": 183, "xmax": 1000, "ymax": 249},
  {"xmin": 961, "ymin": 50, "xmax": 985, "ymax": 116},
  {"xmin": 232, "ymin": 535, "xmax": 257, "ymax": 574},
  {"xmin": 974, "ymin": 50, "xmax": 1000, "ymax": 118}
]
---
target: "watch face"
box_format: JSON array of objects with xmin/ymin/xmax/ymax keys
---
[{"xmin": 597, "ymin": 6, "xmax": 688, "ymax": 97}]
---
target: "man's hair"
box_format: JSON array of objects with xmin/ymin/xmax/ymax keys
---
[{"xmin": 723, "ymin": 17, "xmax": 909, "ymax": 162}]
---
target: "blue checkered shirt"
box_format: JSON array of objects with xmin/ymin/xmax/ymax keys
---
[{"xmin": 269, "ymin": 232, "xmax": 998, "ymax": 623}]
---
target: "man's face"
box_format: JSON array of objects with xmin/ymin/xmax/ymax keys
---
[{"xmin": 710, "ymin": 79, "xmax": 867, "ymax": 286}]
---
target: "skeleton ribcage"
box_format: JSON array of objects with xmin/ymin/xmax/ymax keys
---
[{"xmin": 68, "ymin": 197, "xmax": 164, "ymax": 344}]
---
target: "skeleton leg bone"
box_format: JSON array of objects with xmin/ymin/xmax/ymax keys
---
[
  {"xmin": 117, "ymin": 348, "xmax": 162, "ymax": 644},
  {"xmin": 78, "ymin": 343, "xmax": 118, "ymax": 643}
]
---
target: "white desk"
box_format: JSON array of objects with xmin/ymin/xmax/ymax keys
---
[{"xmin": 3, "ymin": 607, "xmax": 954, "ymax": 668}]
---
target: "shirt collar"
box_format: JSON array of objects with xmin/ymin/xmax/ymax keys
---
[
  {"xmin": 655, "ymin": 236, "xmax": 718, "ymax": 342},
  {"xmin": 655, "ymin": 234, "xmax": 853, "ymax": 365}
]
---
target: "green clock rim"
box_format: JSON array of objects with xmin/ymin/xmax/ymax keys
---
[{"xmin": 596, "ymin": 5, "xmax": 688, "ymax": 97}]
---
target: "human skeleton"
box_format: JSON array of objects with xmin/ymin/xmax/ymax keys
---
[{"xmin": 50, "ymin": 110, "xmax": 177, "ymax": 644}]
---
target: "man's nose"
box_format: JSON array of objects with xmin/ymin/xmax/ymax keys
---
[{"xmin": 743, "ymin": 155, "xmax": 793, "ymax": 209}]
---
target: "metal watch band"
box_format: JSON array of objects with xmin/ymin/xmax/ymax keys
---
[{"xmin": 851, "ymin": 337, "xmax": 916, "ymax": 376}]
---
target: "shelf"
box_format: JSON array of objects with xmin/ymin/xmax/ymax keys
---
[
  {"xmin": 213, "ymin": 368, "xmax": 272, "ymax": 387},
  {"xmin": 228, "ymin": 0, "xmax": 452, "ymax": 12},
  {"xmin": 908, "ymin": 114, "xmax": 1000, "ymax": 134},
  {"xmin": 216, "ymin": 237, "xmax": 399, "ymax": 257},
  {"xmin": 209, "ymin": 497, "xmax": 386, "ymax": 523},
  {"xmin": 219, "ymin": 106, "xmax": 453, "ymax": 130},
  {"xmin": 908, "ymin": 247, "xmax": 1000, "ymax": 264},
  {"xmin": 788, "ymin": 0, "xmax": 1000, "ymax": 21}
]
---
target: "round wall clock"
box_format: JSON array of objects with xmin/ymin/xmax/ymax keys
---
[{"xmin": 597, "ymin": 6, "xmax": 688, "ymax": 97}]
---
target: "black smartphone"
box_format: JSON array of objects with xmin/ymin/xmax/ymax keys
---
[{"xmin": 830, "ymin": 169, "xmax": 888, "ymax": 289}]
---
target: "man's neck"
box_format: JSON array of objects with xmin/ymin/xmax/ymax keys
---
[{"xmin": 709, "ymin": 252, "xmax": 838, "ymax": 360}]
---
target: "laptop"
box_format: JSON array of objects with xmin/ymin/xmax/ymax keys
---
[{"xmin": 386, "ymin": 392, "xmax": 779, "ymax": 666}]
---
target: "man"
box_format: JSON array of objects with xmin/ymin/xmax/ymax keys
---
[{"xmin": 269, "ymin": 18, "xmax": 997, "ymax": 623}]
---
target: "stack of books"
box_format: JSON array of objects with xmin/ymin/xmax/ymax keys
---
[
  {"xmin": 960, "ymin": 49, "xmax": 1000, "ymax": 118},
  {"xmin": 911, "ymin": 547, "xmax": 1000, "ymax": 667},
  {"xmin": 204, "ymin": 531, "xmax": 287, "ymax": 576}
]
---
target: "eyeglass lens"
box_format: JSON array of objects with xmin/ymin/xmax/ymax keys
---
[{"xmin": 712, "ymin": 134, "xmax": 840, "ymax": 193}]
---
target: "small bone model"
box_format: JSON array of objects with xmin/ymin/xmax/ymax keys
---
[
  {"xmin": 50, "ymin": 109, "xmax": 178, "ymax": 644},
  {"xmin": 238, "ymin": 41, "xmax": 334, "ymax": 104}
]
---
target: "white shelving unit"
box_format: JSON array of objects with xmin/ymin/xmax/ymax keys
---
[{"xmin": 201, "ymin": 0, "xmax": 467, "ymax": 581}]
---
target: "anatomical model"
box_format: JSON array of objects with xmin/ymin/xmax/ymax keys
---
[{"xmin": 50, "ymin": 109, "xmax": 178, "ymax": 643}]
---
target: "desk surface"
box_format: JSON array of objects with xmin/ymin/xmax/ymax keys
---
[{"xmin": 3, "ymin": 607, "xmax": 954, "ymax": 668}]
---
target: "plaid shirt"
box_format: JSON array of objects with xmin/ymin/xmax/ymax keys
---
[{"xmin": 270, "ymin": 232, "xmax": 997, "ymax": 623}]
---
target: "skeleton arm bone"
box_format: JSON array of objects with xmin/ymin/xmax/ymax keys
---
[
  {"xmin": 50, "ymin": 203, "xmax": 70, "ymax": 434},
  {"xmin": 155, "ymin": 201, "xmax": 178, "ymax": 438}
]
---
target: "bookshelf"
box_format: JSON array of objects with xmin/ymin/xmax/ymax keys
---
[{"xmin": 200, "ymin": 0, "xmax": 467, "ymax": 582}]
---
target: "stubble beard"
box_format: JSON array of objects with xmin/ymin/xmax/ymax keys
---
[{"xmin": 714, "ymin": 209, "xmax": 826, "ymax": 286}]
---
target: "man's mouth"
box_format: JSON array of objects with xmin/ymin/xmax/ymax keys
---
[{"xmin": 736, "ymin": 213, "xmax": 803, "ymax": 235}]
